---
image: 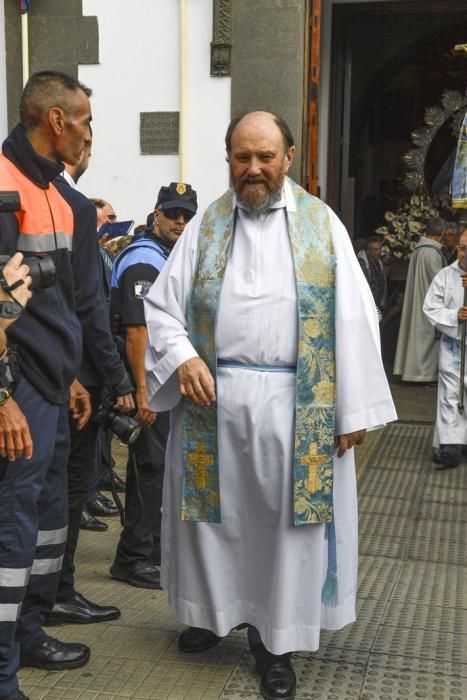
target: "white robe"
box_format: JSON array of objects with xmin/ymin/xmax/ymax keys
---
[
  {"xmin": 393, "ymin": 237, "xmax": 445, "ymax": 382},
  {"xmin": 423, "ymin": 261, "xmax": 467, "ymax": 446},
  {"xmin": 144, "ymin": 182, "xmax": 397, "ymax": 654}
]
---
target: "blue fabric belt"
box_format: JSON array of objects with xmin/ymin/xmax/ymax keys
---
[{"xmin": 217, "ymin": 359, "xmax": 297, "ymax": 373}]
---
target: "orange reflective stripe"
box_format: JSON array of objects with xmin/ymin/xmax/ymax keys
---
[{"xmin": 0, "ymin": 154, "xmax": 74, "ymax": 252}]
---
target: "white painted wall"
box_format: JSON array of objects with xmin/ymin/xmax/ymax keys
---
[
  {"xmin": 80, "ymin": 0, "xmax": 231, "ymax": 224},
  {"xmin": 0, "ymin": 0, "xmax": 7, "ymax": 141}
]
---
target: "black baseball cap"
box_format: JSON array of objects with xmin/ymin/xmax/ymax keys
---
[{"xmin": 155, "ymin": 182, "xmax": 198, "ymax": 213}]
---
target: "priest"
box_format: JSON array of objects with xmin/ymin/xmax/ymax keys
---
[
  {"xmin": 393, "ymin": 218, "xmax": 446, "ymax": 382},
  {"xmin": 144, "ymin": 111, "xmax": 396, "ymax": 700},
  {"xmin": 423, "ymin": 228, "xmax": 467, "ymax": 468}
]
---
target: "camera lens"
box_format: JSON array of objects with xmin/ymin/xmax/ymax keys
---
[
  {"xmin": 27, "ymin": 256, "xmax": 56, "ymax": 291},
  {"xmin": 109, "ymin": 412, "xmax": 142, "ymax": 445}
]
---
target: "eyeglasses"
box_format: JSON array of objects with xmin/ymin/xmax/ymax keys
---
[
  {"xmin": 107, "ymin": 214, "xmax": 117, "ymax": 222},
  {"xmin": 162, "ymin": 208, "xmax": 195, "ymax": 222}
]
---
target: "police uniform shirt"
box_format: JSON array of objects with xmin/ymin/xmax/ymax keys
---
[
  {"xmin": 112, "ymin": 234, "xmax": 170, "ymax": 327},
  {"xmin": 120, "ymin": 261, "xmax": 159, "ymax": 326}
]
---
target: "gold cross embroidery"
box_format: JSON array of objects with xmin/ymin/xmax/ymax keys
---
[
  {"xmin": 300, "ymin": 443, "xmax": 327, "ymax": 493},
  {"xmin": 188, "ymin": 442, "xmax": 214, "ymax": 491}
]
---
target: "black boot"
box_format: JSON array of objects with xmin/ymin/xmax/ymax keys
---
[{"xmin": 247, "ymin": 626, "xmax": 296, "ymax": 700}]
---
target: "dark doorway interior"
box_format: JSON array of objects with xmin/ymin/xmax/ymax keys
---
[{"xmin": 327, "ymin": 0, "xmax": 467, "ymax": 238}]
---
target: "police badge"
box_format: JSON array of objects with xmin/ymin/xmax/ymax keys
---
[{"xmin": 134, "ymin": 280, "xmax": 152, "ymax": 300}]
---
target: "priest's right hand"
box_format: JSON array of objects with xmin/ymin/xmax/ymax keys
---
[
  {"xmin": 177, "ymin": 357, "xmax": 216, "ymax": 407},
  {"xmin": 458, "ymin": 306, "xmax": 467, "ymax": 321}
]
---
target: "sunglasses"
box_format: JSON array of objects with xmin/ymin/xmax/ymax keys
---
[{"xmin": 162, "ymin": 207, "xmax": 195, "ymax": 222}]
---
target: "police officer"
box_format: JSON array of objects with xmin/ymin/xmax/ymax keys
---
[{"xmin": 109, "ymin": 182, "xmax": 197, "ymax": 588}]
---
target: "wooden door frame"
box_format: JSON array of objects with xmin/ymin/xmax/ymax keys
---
[{"xmin": 303, "ymin": 0, "xmax": 321, "ymax": 196}]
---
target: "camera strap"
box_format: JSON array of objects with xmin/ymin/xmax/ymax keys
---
[
  {"xmin": 103, "ymin": 454, "xmax": 126, "ymax": 527},
  {"xmin": 0, "ymin": 272, "xmax": 25, "ymax": 310},
  {"xmin": 105, "ymin": 446, "xmax": 143, "ymax": 529}
]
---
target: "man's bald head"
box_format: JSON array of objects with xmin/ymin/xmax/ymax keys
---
[{"xmin": 225, "ymin": 111, "xmax": 294, "ymax": 154}]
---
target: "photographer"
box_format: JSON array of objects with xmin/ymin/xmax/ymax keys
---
[
  {"xmin": 0, "ymin": 253, "xmax": 32, "ymax": 462},
  {"xmin": 0, "ymin": 70, "xmax": 103, "ymax": 700}
]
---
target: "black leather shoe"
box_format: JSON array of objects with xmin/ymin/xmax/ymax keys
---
[
  {"xmin": 4, "ymin": 690, "xmax": 31, "ymax": 700},
  {"xmin": 42, "ymin": 591, "xmax": 121, "ymax": 626},
  {"xmin": 259, "ymin": 660, "xmax": 296, "ymax": 700},
  {"xmin": 109, "ymin": 560, "xmax": 161, "ymax": 589},
  {"xmin": 433, "ymin": 452, "xmax": 458, "ymax": 469},
  {"xmin": 99, "ymin": 470, "xmax": 126, "ymax": 493},
  {"xmin": 80, "ymin": 508, "xmax": 108, "ymax": 531},
  {"xmin": 177, "ymin": 626, "xmax": 222, "ymax": 653},
  {"xmin": 20, "ymin": 635, "xmax": 90, "ymax": 670},
  {"xmin": 86, "ymin": 493, "xmax": 119, "ymax": 517}
]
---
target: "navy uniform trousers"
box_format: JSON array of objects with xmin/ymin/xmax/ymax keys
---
[
  {"xmin": 0, "ymin": 377, "xmax": 69, "ymax": 697},
  {"xmin": 115, "ymin": 411, "xmax": 169, "ymax": 567},
  {"xmin": 57, "ymin": 386, "xmax": 101, "ymax": 601}
]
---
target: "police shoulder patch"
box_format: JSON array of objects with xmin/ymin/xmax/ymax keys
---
[{"xmin": 133, "ymin": 280, "xmax": 152, "ymax": 300}]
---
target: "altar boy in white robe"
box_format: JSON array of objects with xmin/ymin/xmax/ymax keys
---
[
  {"xmin": 144, "ymin": 111, "xmax": 396, "ymax": 700},
  {"xmin": 424, "ymin": 228, "xmax": 467, "ymax": 469}
]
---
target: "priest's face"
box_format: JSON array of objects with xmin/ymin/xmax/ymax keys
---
[{"xmin": 228, "ymin": 112, "xmax": 295, "ymax": 212}]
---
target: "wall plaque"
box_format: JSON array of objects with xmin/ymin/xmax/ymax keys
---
[{"xmin": 140, "ymin": 112, "xmax": 180, "ymax": 155}]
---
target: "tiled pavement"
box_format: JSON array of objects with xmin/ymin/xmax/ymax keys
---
[{"xmin": 19, "ymin": 384, "xmax": 467, "ymax": 699}]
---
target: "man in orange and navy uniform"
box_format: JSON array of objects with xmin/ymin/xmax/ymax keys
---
[{"xmin": 0, "ymin": 71, "xmax": 131, "ymax": 700}]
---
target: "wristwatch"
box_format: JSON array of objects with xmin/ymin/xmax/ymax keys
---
[
  {"xmin": 0, "ymin": 387, "xmax": 11, "ymax": 405},
  {"xmin": 0, "ymin": 301, "xmax": 23, "ymax": 319}
]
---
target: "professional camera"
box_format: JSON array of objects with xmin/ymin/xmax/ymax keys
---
[
  {"xmin": 0, "ymin": 254, "xmax": 56, "ymax": 292},
  {"xmin": 94, "ymin": 396, "xmax": 142, "ymax": 446},
  {"xmin": 0, "ymin": 190, "xmax": 56, "ymax": 291}
]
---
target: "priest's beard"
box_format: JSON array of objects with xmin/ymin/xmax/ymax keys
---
[{"xmin": 232, "ymin": 171, "xmax": 284, "ymax": 212}]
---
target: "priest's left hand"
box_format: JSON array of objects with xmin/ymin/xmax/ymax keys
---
[{"xmin": 334, "ymin": 429, "xmax": 366, "ymax": 457}]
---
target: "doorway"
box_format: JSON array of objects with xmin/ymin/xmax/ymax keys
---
[{"xmin": 325, "ymin": 0, "xmax": 467, "ymax": 238}]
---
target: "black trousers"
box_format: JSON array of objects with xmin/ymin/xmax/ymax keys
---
[
  {"xmin": 114, "ymin": 411, "xmax": 169, "ymax": 566},
  {"xmin": 57, "ymin": 386, "xmax": 101, "ymax": 601},
  {"xmin": 87, "ymin": 426, "xmax": 113, "ymax": 502}
]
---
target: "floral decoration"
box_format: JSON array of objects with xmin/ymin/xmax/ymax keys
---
[
  {"xmin": 376, "ymin": 194, "xmax": 440, "ymax": 260},
  {"xmin": 375, "ymin": 90, "xmax": 467, "ymax": 261}
]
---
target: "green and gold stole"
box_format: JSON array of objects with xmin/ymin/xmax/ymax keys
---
[{"xmin": 180, "ymin": 178, "xmax": 339, "ymax": 604}]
